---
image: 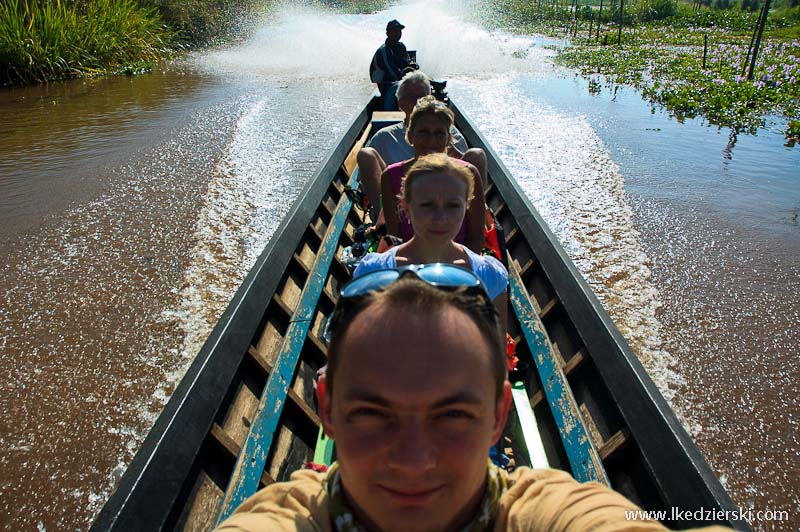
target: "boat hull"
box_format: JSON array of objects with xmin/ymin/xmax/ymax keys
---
[{"xmin": 91, "ymin": 97, "xmax": 748, "ymax": 531}]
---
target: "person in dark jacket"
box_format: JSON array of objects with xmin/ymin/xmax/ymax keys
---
[{"xmin": 370, "ymin": 19, "xmax": 417, "ymax": 110}]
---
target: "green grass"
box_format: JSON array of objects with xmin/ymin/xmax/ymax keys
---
[
  {"xmin": 139, "ymin": 0, "xmax": 266, "ymax": 46},
  {"xmin": 1, "ymin": 0, "xmax": 173, "ymax": 85},
  {"xmin": 320, "ymin": 0, "xmax": 392, "ymax": 14}
]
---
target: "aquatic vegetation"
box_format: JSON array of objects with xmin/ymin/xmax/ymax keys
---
[
  {"xmin": 680, "ymin": 6, "xmax": 761, "ymax": 31},
  {"xmin": 487, "ymin": 0, "xmax": 800, "ymax": 136},
  {"xmin": 558, "ymin": 32, "xmax": 800, "ymax": 134},
  {"xmin": 788, "ymin": 119, "xmax": 800, "ymax": 139},
  {"xmin": 0, "ymin": 0, "xmax": 172, "ymax": 85}
]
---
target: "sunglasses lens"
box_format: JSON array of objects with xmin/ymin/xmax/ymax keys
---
[
  {"xmin": 413, "ymin": 263, "xmax": 482, "ymax": 288},
  {"xmin": 340, "ymin": 264, "xmax": 485, "ymax": 301},
  {"xmin": 341, "ymin": 269, "xmax": 401, "ymax": 298}
]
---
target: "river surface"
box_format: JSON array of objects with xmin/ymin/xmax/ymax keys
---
[{"xmin": 1, "ymin": 3, "xmax": 798, "ymax": 531}]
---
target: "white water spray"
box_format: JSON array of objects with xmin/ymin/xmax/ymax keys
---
[
  {"xmin": 195, "ymin": 1, "xmax": 558, "ymax": 81},
  {"xmin": 170, "ymin": 0, "xmax": 678, "ymax": 416}
]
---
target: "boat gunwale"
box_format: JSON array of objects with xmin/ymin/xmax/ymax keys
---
[{"xmin": 90, "ymin": 103, "xmax": 372, "ymax": 532}]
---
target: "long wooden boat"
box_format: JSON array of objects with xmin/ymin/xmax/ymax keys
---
[{"xmin": 92, "ymin": 96, "xmax": 750, "ymax": 531}]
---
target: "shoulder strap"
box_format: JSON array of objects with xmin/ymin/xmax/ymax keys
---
[{"xmin": 379, "ymin": 45, "xmax": 397, "ymax": 81}]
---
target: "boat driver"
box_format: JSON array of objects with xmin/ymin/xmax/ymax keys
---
[
  {"xmin": 370, "ymin": 19, "xmax": 416, "ymax": 111},
  {"xmin": 215, "ymin": 268, "xmax": 733, "ymax": 532}
]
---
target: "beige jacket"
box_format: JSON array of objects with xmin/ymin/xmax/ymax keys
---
[{"xmin": 216, "ymin": 467, "xmax": 733, "ymax": 532}]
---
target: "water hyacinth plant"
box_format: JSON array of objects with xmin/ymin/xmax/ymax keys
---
[
  {"xmin": 488, "ymin": 0, "xmax": 799, "ymax": 137},
  {"xmin": 0, "ymin": 0, "xmax": 172, "ymax": 85},
  {"xmin": 557, "ymin": 23, "xmax": 799, "ymax": 136}
]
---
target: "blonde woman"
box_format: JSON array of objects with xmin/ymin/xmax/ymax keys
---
[
  {"xmin": 357, "ymin": 153, "xmax": 507, "ymax": 331},
  {"xmin": 380, "ymin": 96, "xmax": 485, "ymax": 253}
]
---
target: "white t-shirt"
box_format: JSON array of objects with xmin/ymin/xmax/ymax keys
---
[{"xmin": 366, "ymin": 122, "xmax": 469, "ymax": 166}]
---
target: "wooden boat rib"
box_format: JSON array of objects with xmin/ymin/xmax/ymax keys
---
[{"xmin": 91, "ymin": 97, "xmax": 750, "ymax": 532}]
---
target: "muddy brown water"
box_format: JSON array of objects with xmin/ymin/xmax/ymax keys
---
[{"xmin": 1, "ymin": 6, "xmax": 798, "ymax": 531}]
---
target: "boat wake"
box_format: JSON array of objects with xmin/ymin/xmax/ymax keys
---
[
  {"xmin": 452, "ymin": 75, "xmax": 683, "ymax": 403},
  {"xmin": 158, "ymin": 79, "xmax": 370, "ymax": 400}
]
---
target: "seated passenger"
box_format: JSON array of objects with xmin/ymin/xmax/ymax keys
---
[
  {"xmin": 216, "ymin": 273, "xmax": 731, "ymax": 532},
  {"xmin": 358, "ymin": 71, "xmax": 487, "ymax": 218},
  {"xmin": 381, "ymin": 96, "xmax": 485, "ymax": 253},
  {"xmin": 356, "ymin": 153, "xmax": 507, "ymax": 333}
]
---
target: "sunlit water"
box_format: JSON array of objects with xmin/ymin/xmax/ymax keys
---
[{"xmin": 0, "ymin": 2, "xmax": 797, "ymax": 530}]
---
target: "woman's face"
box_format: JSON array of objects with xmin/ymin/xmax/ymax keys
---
[
  {"xmin": 403, "ymin": 170, "xmax": 468, "ymax": 244},
  {"xmin": 408, "ymin": 115, "xmax": 450, "ymax": 157}
]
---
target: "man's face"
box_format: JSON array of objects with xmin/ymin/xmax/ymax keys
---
[
  {"xmin": 386, "ymin": 27, "xmax": 402, "ymax": 43},
  {"xmin": 398, "ymin": 83, "xmax": 430, "ymax": 118},
  {"xmin": 318, "ymin": 302, "xmax": 511, "ymax": 532},
  {"xmin": 408, "ymin": 114, "xmax": 450, "ymax": 156}
]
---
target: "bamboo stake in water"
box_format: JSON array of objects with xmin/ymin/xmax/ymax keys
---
[
  {"xmin": 702, "ymin": 34, "xmax": 708, "ymax": 69},
  {"xmin": 747, "ymin": 0, "xmax": 771, "ymax": 81},
  {"xmin": 743, "ymin": 5, "xmax": 764, "ymax": 77},
  {"xmin": 597, "ymin": 0, "xmax": 604, "ymax": 42},
  {"xmin": 573, "ymin": 0, "xmax": 580, "ymax": 38}
]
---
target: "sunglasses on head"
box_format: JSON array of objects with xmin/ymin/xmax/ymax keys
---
[
  {"xmin": 340, "ymin": 263, "xmax": 488, "ymax": 299},
  {"xmin": 324, "ymin": 264, "xmax": 494, "ymax": 343}
]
